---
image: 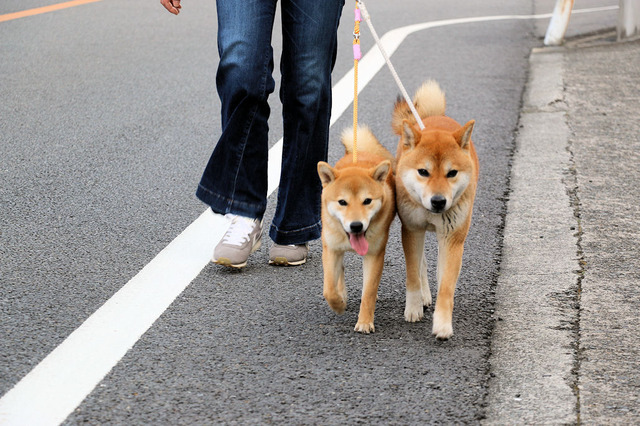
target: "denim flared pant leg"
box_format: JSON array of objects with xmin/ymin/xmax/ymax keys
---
[
  {"xmin": 196, "ymin": 0, "xmax": 277, "ymax": 220},
  {"xmin": 270, "ymin": 0, "xmax": 344, "ymax": 244},
  {"xmin": 196, "ymin": 0, "xmax": 344, "ymax": 245}
]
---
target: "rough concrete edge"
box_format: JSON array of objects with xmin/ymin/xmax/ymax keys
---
[
  {"xmin": 482, "ymin": 47, "xmax": 582, "ymax": 424},
  {"xmin": 561, "ymin": 68, "xmax": 586, "ymax": 426}
]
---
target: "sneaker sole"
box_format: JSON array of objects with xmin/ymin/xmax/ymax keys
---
[
  {"xmin": 213, "ymin": 257, "xmax": 247, "ymax": 268},
  {"xmin": 268, "ymin": 256, "xmax": 307, "ymax": 266},
  {"xmin": 213, "ymin": 240, "xmax": 261, "ymax": 269}
]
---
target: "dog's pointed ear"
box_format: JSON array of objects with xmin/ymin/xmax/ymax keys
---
[
  {"xmin": 317, "ymin": 161, "xmax": 336, "ymax": 187},
  {"xmin": 402, "ymin": 119, "xmax": 421, "ymax": 149},
  {"xmin": 453, "ymin": 120, "xmax": 475, "ymax": 149},
  {"xmin": 370, "ymin": 160, "xmax": 391, "ymax": 184}
]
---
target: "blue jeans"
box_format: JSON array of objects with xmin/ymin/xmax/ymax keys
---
[{"xmin": 196, "ymin": 0, "xmax": 345, "ymax": 245}]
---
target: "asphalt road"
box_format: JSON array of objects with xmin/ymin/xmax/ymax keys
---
[{"xmin": 0, "ymin": 0, "xmax": 616, "ymax": 423}]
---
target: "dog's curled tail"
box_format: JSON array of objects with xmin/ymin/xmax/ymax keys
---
[
  {"xmin": 391, "ymin": 80, "xmax": 446, "ymax": 135},
  {"xmin": 341, "ymin": 125, "xmax": 394, "ymax": 162}
]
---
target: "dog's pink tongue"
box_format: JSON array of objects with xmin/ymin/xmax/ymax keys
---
[{"xmin": 349, "ymin": 233, "xmax": 369, "ymax": 256}]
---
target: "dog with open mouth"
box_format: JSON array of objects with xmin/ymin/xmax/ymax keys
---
[{"xmin": 317, "ymin": 126, "xmax": 396, "ymax": 333}]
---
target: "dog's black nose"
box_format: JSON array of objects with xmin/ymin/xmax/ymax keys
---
[
  {"xmin": 431, "ymin": 195, "xmax": 447, "ymax": 212},
  {"xmin": 350, "ymin": 221, "xmax": 363, "ymax": 233}
]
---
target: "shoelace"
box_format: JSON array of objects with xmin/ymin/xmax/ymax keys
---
[{"xmin": 221, "ymin": 214, "xmax": 256, "ymax": 246}]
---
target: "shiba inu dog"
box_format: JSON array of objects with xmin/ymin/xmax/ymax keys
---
[
  {"xmin": 393, "ymin": 80, "xmax": 479, "ymax": 340},
  {"xmin": 317, "ymin": 126, "xmax": 395, "ymax": 333}
]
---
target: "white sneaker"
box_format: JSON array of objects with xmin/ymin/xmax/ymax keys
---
[{"xmin": 213, "ymin": 214, "xmax": 262, "ymax": 268}]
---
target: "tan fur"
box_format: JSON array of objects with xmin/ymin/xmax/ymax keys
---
[
  {"xmin": 391, "ymin": 80, "xmax": 446, "ymax": 136},
  {"xmin": 317, "ymin": 126, "xmax": 395, "ymax": 333},
  {"xmin": 393, "ymin": 80, "xmax": 479, "ymax": 340}
]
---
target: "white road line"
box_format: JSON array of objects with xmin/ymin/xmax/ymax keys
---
[{"xmin": 0, "ymin": 7, "xmax": 618, "ymax": 425}]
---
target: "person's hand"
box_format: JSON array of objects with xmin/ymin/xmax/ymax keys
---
[{"xmin": 160, "ymin": 0, "xmax": 181, "ymax": 15}]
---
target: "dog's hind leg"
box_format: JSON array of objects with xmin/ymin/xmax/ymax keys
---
[
  {"xmin": 402, "ymin": 224, "xmax": 427, "ymax": 322},
  {"xmin": 322, "ymin": 247, "xmax": 347, "ymax": 314},
  {"xmin": 420, "ymin": 253, "xmax": 432, "ymax": 307}
]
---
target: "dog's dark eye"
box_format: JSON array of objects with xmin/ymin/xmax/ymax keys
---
[
  {"xmin": 338, "ymin": 199, "xmax": 348, "ymax": 206},
  {"xmin": 447, "ymin": 170, "xmax": 458, "ymax": 178},
  {"xmin": 417, "ymin": 169, "xmax": 430, "ymax": 177},
  {"xmin": 363, "ymin": 198, "xmax": 372, "ymax": 205}
]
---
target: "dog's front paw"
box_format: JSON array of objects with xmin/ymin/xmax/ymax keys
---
[
  {"xmin": 354, "ymin": 322, "xmax": 375, "ymax": 333},
  {"xmin": 324, "ymin": 293, "xmax": 347, "ymax": 314},
  {"xmin": 404, "ymin": 290, "xmax": 424, "ymax": 322},
  {"xmin": 432, "ymin": 310, "xmax": 453, "ymax": 340}
]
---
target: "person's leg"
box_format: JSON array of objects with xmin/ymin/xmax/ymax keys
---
[
  {"xmin": 269, "ymin": 0, "xmax": 345, "ymax": 245},
  {"xmin": 196, "ymin": 0, "xmax": 278, "ymax": 220}
]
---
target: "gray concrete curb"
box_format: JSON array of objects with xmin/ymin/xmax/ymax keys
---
[{"xmin": 483, "ymin": 49, "xmax": 580, "ymax": 424}]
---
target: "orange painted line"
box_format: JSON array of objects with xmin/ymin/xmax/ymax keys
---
[{"xmin": 0, "ymin": 0, "xmax": 102, "ymax": 23}]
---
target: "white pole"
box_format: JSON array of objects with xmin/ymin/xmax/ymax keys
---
[
  {"xmin": 544, "ymin": 0, "xmax": 575, "ymax": 46},
  {"xmin": 618, "ymin": 0, "xmax": 640, "ymax": 41}
]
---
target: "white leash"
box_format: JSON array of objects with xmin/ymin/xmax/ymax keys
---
[{"xmin": 357, "ymin": 0, "xmax": 425, "ymax": 130}]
